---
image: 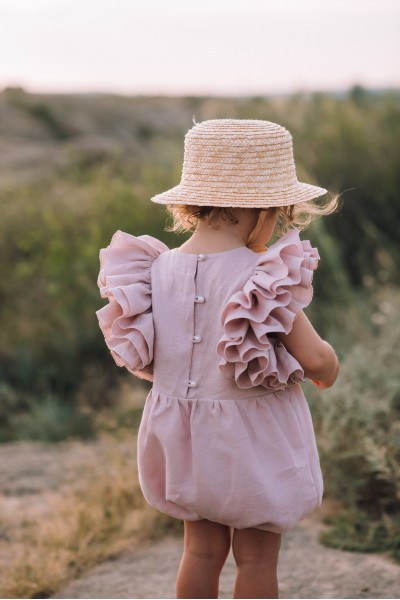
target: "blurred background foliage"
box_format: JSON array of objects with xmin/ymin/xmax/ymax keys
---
[{"xmin": 1, "ymin": 85, "xmax": 400, "ymax": 557}]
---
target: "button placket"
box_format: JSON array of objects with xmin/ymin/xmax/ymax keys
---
[{"xmin": 187, "ymin": 254, "xmax": 206, "ymax": 394}]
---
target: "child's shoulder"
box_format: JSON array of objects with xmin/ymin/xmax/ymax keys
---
[{"xmin": 101, "ymin": 230, "xmax": 169, "ymax": 257}]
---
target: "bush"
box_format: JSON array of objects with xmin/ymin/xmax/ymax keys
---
[
  {"xmin": 305, "ymin": 285, "xmax": 400, "ymax": 559},
  {"xmin": 1, "ymin": 394, "xmax": 95, "ymax": 443},
  {"xmin": 0, "ymin": 160, "xmax": 176, "ymax": 415},
  {"xmin": 320, "ymin": 510, "xmax": 400, "ymax": 559}
]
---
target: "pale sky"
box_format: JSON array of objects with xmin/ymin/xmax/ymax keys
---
[{"xmin": 0, "ymin": 0, "xmax": 399, "ymax": 95}]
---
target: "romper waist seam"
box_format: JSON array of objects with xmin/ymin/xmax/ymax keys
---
[{"xmin": 151, "ymin": 386, "xmax": 283, "ymax": 402}]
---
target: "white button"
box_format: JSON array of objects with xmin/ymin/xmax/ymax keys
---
[
  {"xmin": 197, "ymin": 254, "xmax": 206, "ymax": 261},
  {"xmin": 195, "ymin": 295, "xmax": 205, "ymax": 303},
  {"xmin": 192, "ymin": 335, "xmax": 202, "ymax": 343},
  {"xmin": 188, "ymin": 380, "xmax": 197, "ymax": 388}
]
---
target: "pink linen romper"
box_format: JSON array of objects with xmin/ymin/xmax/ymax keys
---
[{"xmin": 96, "ymin": 227, "xmax": 323, "ymax": 533}]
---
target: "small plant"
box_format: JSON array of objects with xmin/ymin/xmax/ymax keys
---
[
  {"xmin": 4, "ymin": 394, "xmax": 95, "ymax": 443},
  {"xmin": 320, "ymin": 510, "xmax": 400, "ymax": 559}
]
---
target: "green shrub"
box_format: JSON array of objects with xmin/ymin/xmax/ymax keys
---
[
  {"xmin": 0, "ymin": 160, "xmax": 176, "ymax": 410},
  {"xmin": 319, "ymin": 510, "xmax": 400, "ymax": 558},
  {"xmin": 305, "ymin": 285, "xmax": 400, "ymax": 559},
  {"xmin": 2, "ymin": 394, "xmax": 94, "ymax": 443}
]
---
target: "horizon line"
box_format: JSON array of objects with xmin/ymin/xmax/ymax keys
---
[{"xmin": 2, "ymin": 84, "xmax": 400, "ymax": 99}]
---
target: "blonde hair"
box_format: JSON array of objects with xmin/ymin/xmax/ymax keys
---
[{"xmin": 165, "ymin": 194, "xmax": 340, "ymax": 249}]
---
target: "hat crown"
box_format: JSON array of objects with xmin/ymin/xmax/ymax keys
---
[
  {"xmin": 187, "ymin": 118, "xmax": 291, "ymax": 140},
  {"xmin": 181, "ymin": 119, "xmax": 298, "ymax": 193}
]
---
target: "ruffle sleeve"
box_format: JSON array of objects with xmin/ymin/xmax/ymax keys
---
[
  {"xmin": 217, "ymin": 228, "xmax": 320, "ymax": 391},
  {"xmin": 96, "ymin": 231, "xmax": 169, "ymax": 381}
]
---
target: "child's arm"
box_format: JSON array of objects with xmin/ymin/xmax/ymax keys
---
[{"xmin": 277, "ymin": 311, "xmax": 339, "ymax": 388}]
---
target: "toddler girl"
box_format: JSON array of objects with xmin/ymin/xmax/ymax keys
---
[{"xmin": 96, "ymin": 119, "xmax": 339, "ymax": 599}]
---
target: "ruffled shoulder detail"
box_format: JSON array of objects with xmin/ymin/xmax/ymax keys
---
[
  {"xmin": 96, "ymin": 231, "xmax": 169, "ymax": 380},
  {"xmin": 217, "ymin": 228, "xmax": 320, "ymax": 391}
]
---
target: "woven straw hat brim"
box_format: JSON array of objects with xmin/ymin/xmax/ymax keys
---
[{"xmin": 151, "ymin": 180, "xmax": 328, "ymax": 208}]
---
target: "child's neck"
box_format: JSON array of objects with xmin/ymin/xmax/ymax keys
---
[{"xmin": 178, "ymin": 214, "xmax": 255, "ymax": 254}]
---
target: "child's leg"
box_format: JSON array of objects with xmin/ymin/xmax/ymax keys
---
[
  {"xmin": 176, "ymin": 519, "xmax": 231, "ymax": 599},
  {"xmin": 232, "ymin": 527, "xmax": 281, "ymax": 599}
]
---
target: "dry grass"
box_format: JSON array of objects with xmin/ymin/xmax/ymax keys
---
[{"xmin": 0, "ymin": 432, "xmax": 181, "ymax": 599}]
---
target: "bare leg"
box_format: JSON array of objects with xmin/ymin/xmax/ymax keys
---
[
  {"xmin": 232, "ymin": 527, "xmax": 281, "ymax": 599},
  {"xmin": 176, "ymin": 519, "xmax": 231, "ymax": 599}
]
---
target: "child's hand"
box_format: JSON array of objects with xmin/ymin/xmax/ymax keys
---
[{"xmin": 311, "ymin": 379, "xmax": 330, "ymax": 389}]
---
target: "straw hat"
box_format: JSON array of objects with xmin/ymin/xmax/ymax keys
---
[{"xmin": 151, "ymin": 119, "xmax": 327, "ymax": 208}]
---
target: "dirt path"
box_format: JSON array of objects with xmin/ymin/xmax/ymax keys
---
[{"xmin": 51, "ymin": 519, "xmax": 400, "ymax": 600}]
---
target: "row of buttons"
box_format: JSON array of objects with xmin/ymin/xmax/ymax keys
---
[{"xmin": 188, "ymin": 257, "xmax": 206, "ymax": 390}]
